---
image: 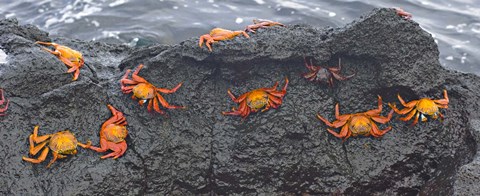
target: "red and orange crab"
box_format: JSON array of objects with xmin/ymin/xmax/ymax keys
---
[
  {"xmin": 302, "ymin": 57, "xmax": 355, "ymax": 87},
  {"xmin": 121, "ymin": 64, "xmax": 185, "ymax": 114},
  {"xmin": 199, "ymin": 28, "xmax": 250, "ymax": 51},
  {"xmin": 388, "ymin": 90, "xmax": 448, "ymax": 126},
  {"xmin": 222, "ymin": 78, "xmax": 289, "ymax": 119},
  {"xmin": 394, "ymin": 8, "xmax": 412, "ymax": 20},
  {"xmin": 88, "ymin": 105, "xmax": 128, "ymax": 159},
  {"xmin": 36, "ymin": 41, "xmax": 84, "ymax": 81},
  {"xmin": 22, "ymin": 125, "xmax": 91, "ymax": 168},
  {"xmin": 0, "ymin": 89, "xmax": 9, "ymax": 116},
  {"xmin": 317, "ymin": 96, "xmax": 394, "ymax": 142},
  {"xmin": 245, "ymin": 19, "xmax": 285, "ymax": 33}
]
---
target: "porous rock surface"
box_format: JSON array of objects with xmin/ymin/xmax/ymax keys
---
[{"xmin": 0, "ymin": 8, "xmax": 479, "ymax": 195}]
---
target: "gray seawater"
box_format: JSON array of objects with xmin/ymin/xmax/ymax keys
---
[{"xmin": 1, "ymin": 0, "xmax": 479, "ymax": 75}]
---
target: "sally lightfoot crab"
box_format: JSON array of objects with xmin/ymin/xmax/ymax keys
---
[
  {"xmin": 302, "ymin": 57, "xmax": 355, "ymax": 87},
  {"xmin": 388, "ymin": 90, "xmax": 448, "ymax": 126},
  {"xmin": 22, "ymin": 126, "xmax": 91, "ymax": 168},
  {"xmin": 36, "ymin": 41, "xmax": 84, "ymax": 81},
  {"xmin": 317, "ymin": 96, "xmax": 394, "ymax": 142},
  {"xmin": 199, "ymin": 28, "xmax": 250, "ymax": 51},
  {"xmin": 394, "ymin": 8, "xmax": 412, "ymax": 20},
  {"xmin": 245, "ymin": 19, "xmax": 285, "ymax": 33},
  {"xmin": 88, "ymin": 105, "xmax": 128, "ymax": 159},
  {"xmin": 121, "ymin": 64, "xmax": 186, "ymax": 114},
  {"xmin": 0, "ymin": 89, "xmax": 9, "ymax": 116},
  {"xmin": 222, "ymin": 78, "xmax": 289, "ymax": 119}
]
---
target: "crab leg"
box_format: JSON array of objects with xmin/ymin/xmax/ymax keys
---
[
  {"xmin": 267, "ymin": 94, "xmax": 282, "ymax": 106},
  {"xmin": 152, "ymin": 96, "xmax": 166, "ymax": 115},
  {"xmin": 331, "ymin": 71, "xmax": 355, "ymax": 81},
  {"xmin": 388, "ymin": 103, "xmax": 414, "ymax": 115},
  {"xmin": 327, "ymin": 124, "xmax": 350, "ymax": 139},
  {"xmin": 241, "ymin": 107, "xmax": 251, "ymax": 119},
  {"xmin": 261, "ymin": 102, "xmax": 272, "ymax": 112},
  {"xmin": 155, "ymin": 92, "xmax": 185, "ymax": 109},
  {"xmin": 267, "ymin": 78, "xmax": 288, "ymax": 97},
  {"xmin": 433, "ymin": 90, "xmax": 449, "ymax": 105},
  {"xmin": 113, "ymin": 141, "xmax": 128, "ymax": 159},
  {"xmin": 77, "ymin": 141, "xmax": 91, "ymax": 148},
  {"xmin": 304, "ymin": 57, "xmax": 318, "ymax": 72},
  {"xmin": 400, "ymin": 109, "xmax": 417, "ymax": 122},
  {"xmin": 22, "ymin": 147, "xmax": 49, "ymax": 164},
  {"xmin": 262, "ymin": 82, "xmax": 279, "ymax": 92},
  {"xmin": 335, "ymin": 104, "xmax": 350, "ymax": 121},
  {"xmin": 47, "ymin": 151, "xmax": 61, "ymax": 168},
  {"xmin": 397, "ymin": 94, "xmax": 418, "ymax": 108},
  {"xmin": 222, "ymin": 101, "xmax": 248, "ymax": 116},
  {"xmin": 28, "ymin": 135, "xmax": 48, "ymax": 155},
  {"xmin": 199, "ymin": 35, "xmax": 213, "ymax": 51},
  {"xmin": 411, "ymin": 113, "xmax": 420, "ymax": 126},
  {"xmin": 89, "ymin": 138, "xmax": 109, "ymax": 153},
  {"xmin": 156, "ymin": 82, "xmax": 183, "ymax": 94},
  {"xmin": 31, "ymin": 126, "xmax": 52, "ymax": 144},
  {"xmin": 328, "ymin": 58, "xmax": 342, "ymax": 72},
  {"xmin": 68, "ymin": 67, "xmax": 81, "ymax": 81},
  {"xmin": 0, "ymin": 91, "xmax": 9, "ymax": 116},
  {"xmin": 102, "ymin": 105, "xmax": 127, "ymax": 127},
  {"xmin": 371, "ymin": 110, "xmax": 394, "ymax": 124},
  {"xmin": 438, "ymin": 112, "xmax": 445, "ymax": 120},
  {"xmin": 227, "ymin": 90, "xmax": 248, "ymax": 103},
  {"xmin": 316, "ymin": 113, "xmax": 348, "ymax": 128},
  {"xmin": 365, "ymin": 96, "xmax": 384, "ymax": 116},
  {"xmin": 371, "ymin": 123, "xmax": 392, "ymax": 137}
]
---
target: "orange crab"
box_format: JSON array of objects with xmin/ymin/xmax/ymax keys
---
[
  {"xmin": 389, "ymin": 90, "xmax": 448, "ymax": 126},
  {"xmin": 36, "ymin": 41, "xmax": 84, "ymax": 81},
  {"xmin": 88, "ymin": 105, "xmax": 128, "ymax": 159},
  {"xmin": 317, "ymin": 96, "xmax": 394, "ymax": 142},
  {"xmin": 222, "ymin": 78, "xmax": 289, "ymax": 119},
  {"xmin": 245, "ymin": 19, "xmax": 285, "ymax": 33},
  {"xmin": 121, "ymin": 64, "xmax": 185, "ymax": 114},
  {"xmin": 22, "ymin": 126, "xmax": 91, "ymax": 168},
  {"xmin": 0, "ymin": 89, "xmax": 9, "ymax": 116},
  {"xmin": 394, "ymin": 8, "xmax": 412, "ymax": 20},
  {"xmin": 199, "ymin": 28, "xmax": 250, "ymax": 51}
]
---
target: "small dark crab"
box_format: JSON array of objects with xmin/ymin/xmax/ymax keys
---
[{"xmin": 302, "ymin": 57, "xmax": 355, "ymax": 87}]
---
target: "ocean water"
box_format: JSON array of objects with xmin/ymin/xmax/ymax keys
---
[{"xmin": 1, "ymin": 0, "xmax": 479, "ymax": 75}]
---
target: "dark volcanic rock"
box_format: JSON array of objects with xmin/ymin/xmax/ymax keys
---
[{"xmin": 0, "ymin": 8, "xmax": 479, "ymax": 195}]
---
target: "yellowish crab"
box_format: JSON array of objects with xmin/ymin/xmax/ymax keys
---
[
  {"xmin": 36, "ymin": 41, "xmax": 85, "ymax": 81},
  {"xmin": 389, "ymin": 90, "xmax": 448, "ymax": 126},
  {"xmin": 22, "ymin": 126, "xmax": 91, "ymax": 168},
  {"xmin": 199, "ymin": 28, "xmax": 250, "ymax": 51}
]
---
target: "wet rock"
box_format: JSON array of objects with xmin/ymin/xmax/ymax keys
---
[{"xmin": 0, "ymin": 8, "xmax": 479, "ymax": 195}]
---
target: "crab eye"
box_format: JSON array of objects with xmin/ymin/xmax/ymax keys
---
[{"xmin": 142, "ymin": 100, "xmax": 147, "ymax": 104}]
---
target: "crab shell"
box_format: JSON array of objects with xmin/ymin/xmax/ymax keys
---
[
  {"xmin": 48, "ymin": 131, "xmax": 79, "ymax": 155},
  {"xmin": 102, "ymin": 124, "xmax": 128, "ymax": 143}
]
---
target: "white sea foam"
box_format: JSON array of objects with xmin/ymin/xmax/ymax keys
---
[
  {"xmin": 109, "ymin": 0, "xmax": 129, "ymax": 7},
  {"xmin": 0, "ymin": 49, "xmax": 7, "ymax": 64},
  {"xmin": 44, "ymin": 0, "xmax": 103, "ymax": 28}
]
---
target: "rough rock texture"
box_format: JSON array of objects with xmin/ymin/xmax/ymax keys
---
[{"xmin": 0, "ymin": 8, "xmax": 479, "ymax": 195}]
